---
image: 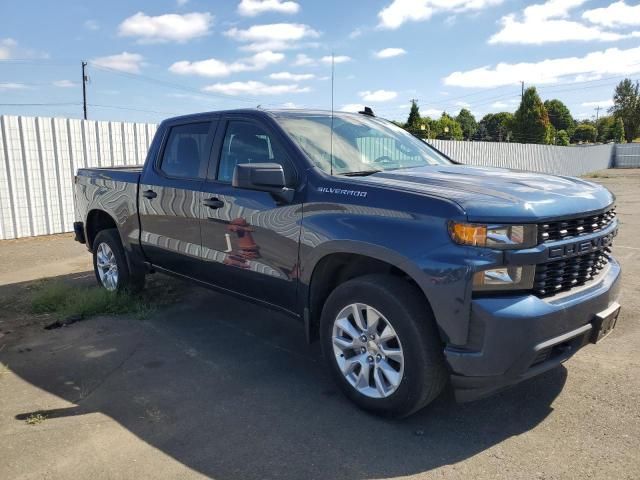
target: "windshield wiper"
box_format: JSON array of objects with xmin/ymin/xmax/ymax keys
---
[{"xmin": 340, "ymin": 169, "xmax": 382, "ymax": 177}]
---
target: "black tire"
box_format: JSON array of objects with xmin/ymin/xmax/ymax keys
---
[
  {"xmin": 320, "ymin": 274, "xmax": 447, "ymax": 418},
  {"xmin": 92, "ymin": 228, "xmax": 145, "ymax": 293}
]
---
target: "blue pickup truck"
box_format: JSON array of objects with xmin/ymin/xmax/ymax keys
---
[{"xmin": 73, "ymin": 108, "xmax": 621, "ymax": 417}]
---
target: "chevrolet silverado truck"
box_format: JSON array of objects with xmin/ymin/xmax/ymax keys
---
[{"xmin": 73, "ymin": 109, "xmax": 621, "ymax": 417}]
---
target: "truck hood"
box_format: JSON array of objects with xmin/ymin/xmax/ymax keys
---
[{"xmin": 357, "ymin": 165, "xmax": 614, "ymax": 222}]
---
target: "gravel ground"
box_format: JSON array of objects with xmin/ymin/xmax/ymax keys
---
[{"xmin": 0, "ymin": 169, "xmax": 638, "ymax": 480}]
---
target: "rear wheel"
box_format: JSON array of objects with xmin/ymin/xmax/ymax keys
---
[
  {"xmin": 92, "ymin": 229, "xmax": 144, "ymax": 293},
  {"xmin": 320, "ymin": 274, "xmax": 447, "ymax": 417}
]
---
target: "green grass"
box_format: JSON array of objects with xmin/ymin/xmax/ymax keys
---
[
  {"xmin": 31, "ymin": 281, "xmax": 156, "ymax": 321},
  {"xmin": 584, "ymin": 172, "xmax": 610, "ymax": 179},
  {"xmin": 25, "ymin": 413, "xmax": 47, "ymax": 425}
]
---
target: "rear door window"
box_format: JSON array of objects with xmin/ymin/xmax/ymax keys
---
[{"xmin": 160, "ymin": 122, "xmax": 212, "ymax": 179}]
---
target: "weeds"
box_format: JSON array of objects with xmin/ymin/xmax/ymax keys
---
[
  {"xmin": 31, "ymin": 281, "xmax": 155, "ymax": 322},
  {"xmin": 25, "ymin": 413, "xmax": 47, "ymax": 425},
  {"xmin": 584, "ymin": 172, "xmax": 610, "ymax": 179}
]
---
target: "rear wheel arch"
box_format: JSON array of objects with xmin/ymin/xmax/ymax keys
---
[{"xmin": 86, "ymin": 209, "xmax": 118, "ymax": 252}]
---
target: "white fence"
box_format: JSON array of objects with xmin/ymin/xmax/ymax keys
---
[
  {"xmin": 0, "ymin": 115, "xmax": 156, "ymax": 240},
  {"xmin": 428, "ymin": 140, "xmax": 615, "ymax": 176},
  {"xmin": 615, "ymin": 143, "xmax": 640, "ymax": 168},
  {"xmin": 0, "ymin": 114, "xmax": 630, "ymax": 241}
]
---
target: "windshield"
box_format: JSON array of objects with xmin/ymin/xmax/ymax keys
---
[{"xmin": 272, "ymin": 111, "xmax": 452, "ymax": 175}]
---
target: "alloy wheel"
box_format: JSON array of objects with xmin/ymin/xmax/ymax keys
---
[{"xmin": 331, "ymin": 303, "xmax": 405, "ymax": 399}]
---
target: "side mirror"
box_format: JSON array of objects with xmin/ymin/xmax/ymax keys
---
[{"xmin": 232, "ymin": 163, "xmax": 294, "ymax": 203}]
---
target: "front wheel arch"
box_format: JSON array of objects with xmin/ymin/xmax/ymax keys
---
[{"xmin": 304, "ymin": 246, "xmax": 439, "ymax": 344}]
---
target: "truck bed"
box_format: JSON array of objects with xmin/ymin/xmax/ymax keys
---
[{"xmin": 77, "ymin": 165, "xmax": 143, "ymax": 184}]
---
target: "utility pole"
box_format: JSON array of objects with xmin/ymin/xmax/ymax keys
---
[
  {"xmin": 521, "ymin": 81, "xmax": 525, "ymax": 99},
  {"xmin": 81, "ymin": 61, "xmax": 88, "ymax": 120},
  {"xmin": 595, "ymin": 105, "xmax": 601, "ymax": 122}
]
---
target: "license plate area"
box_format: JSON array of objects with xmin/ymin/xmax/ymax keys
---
[{"xmin": 591, "ymin": 303, "xmax": 621, "ymax": 344}]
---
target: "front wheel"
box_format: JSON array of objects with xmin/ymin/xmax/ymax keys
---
[
  {"xmin": 320, "ymin": 274, "xmax": 447, "ymax": 418},
  {"xmin": 92, "ymin": 229, "xmax": 144, "ymax": 293}
]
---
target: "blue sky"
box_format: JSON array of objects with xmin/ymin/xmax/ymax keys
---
[{"xmin": 1, "ymin": 0, "xmax": 640, "ymax": 123}]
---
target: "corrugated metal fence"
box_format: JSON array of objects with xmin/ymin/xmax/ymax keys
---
[
  {"xmin": 0, "ymin": 115, "xmax": 157, "ymax": 240},
  {"xmin": 0, "ymin": 114, "xmax": 635, "ymax": 240},
  {"xmin": 427, "ymin": 140, "xmax": 615, "ymax": 176},
  {"xmin": 614, "ymin": 143, "xmax": 640, "ymax": 168}
]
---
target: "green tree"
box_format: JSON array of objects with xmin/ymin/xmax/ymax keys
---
[
  {"xmin": 474, "ymin": 122, "xmax": 490, "ymax": 141},
  {"xmin": 572, "ymin": 123, "xmax": 598, "ymax": 143},
  {"xmin": 478, "ymin": 112, "xmax": 513, "ymax": 142},
  {"xmin": 544, "ymin": 99, "xmax": 575, "ymax": 133},
  {"xmin": 435, "ymin": 113, "xmax": 463, "ymax": 140},
  {"xmin": 596, "ymin": 116, "xmax": 615, "ymax": 143},
  {"xmin": 611, "ymin": 118, "xmax": 625, "ymax": 143},
  {"xmin": 556, "ymin": 129, "xmax": 570, "ymax": 146},
  {"xmin": 512, "ymin": 87, "xmax": 552, "ymax": 144},
  {"xmin": 610, "ymin": 79, "xmax": 640, "ymax": 142},
  {"xmin": 405, "ymin": 100, "xmax": 423, "ymax": 136},
  {"xmin": 455, "ymin": 108, "xmax": 477, "ymax": 140}
]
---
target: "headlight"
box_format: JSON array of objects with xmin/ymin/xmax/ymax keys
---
[
  {"xmin": 473, "ymin": 265, "xmax": 535, "ymax": 292},
  {"xmin": 449, "ymin": 222, "xmax": 537, "ymax": 249}
]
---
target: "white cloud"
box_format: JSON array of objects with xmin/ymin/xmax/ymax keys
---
[
  {"xmin": 177, "ymin": 0, "xmax": 189, "ymax": 6},
  {"xmin": 0, "ymin": 38, "xmax": 17, "ymax": 60},
  {"xmin": 84, "ymin": 19, "xmax": 99, "ymax": 31},
  {"xmin": 359, "ymin": 89, "xmax": 398, "ymax": 102},
  {"xmin": 491, "ymin": 101, "xmax": 509, "ymax": 108},
  {"xmin": 269, "ymin": 71, "xmax": 314, "ymax": 80},
  {"xmin": 281, "ymin": 101, "xmax": 299, "ymax": 108},
  {"xmin": 170, "ymin": 51, "xmax": 284, "ymax": 77},
  {"xmin": 582, "ymin": 99, "xmax": 614, "ymax": 108},
  {"xmin": 443, "ymin": 45, "xmax": 640, "ymax": 88},
  {"xmin": 320, "ymin": 55, "xmax": 351, "ymax": 64},
  {"xmin": 422, "ymin": 108, "xmax": 444, "ymax": 117},
  {"xmin": 53, "ymin": 80, "xmax": 77, "ymax": 88},
  {"xmin": 0, "ymin": 38, "xmax": 48, "ymax": 60},
  {"xmin": 225, "ymin": 23, "xmax": 319, "ymax": 51},
  {"xmin": 574, "ymin": 111, "xmax": 595, "ymax": 120},
  {"xmin": 238, "ymin": 0, "xmax": 300, "ymax": 16},
  {"xmin": 92, "ymin": 52, "xmax": 145, "ymax": 73},
  {"xmin": 0, "ymin": 82, "xmax": 29, "ymax": 90},
  {"xmin": 489, "ymin": 0, "xmax": 639, "ymax": 45},
  {"xmin": 349, "ymin": 28, "xmax": 364, "ymax": 39},
  {"xmin": 583, "ymin": 1, "xmax": 640, "ymax": 28},
  {"xmin": 375, "ymin": 47, "xmax": 407, "ymax": 59},
  {"xmin": 340, "ymin": 103, "xmax": 364, "ymax": 112},
  {"xmin": 118, "ymin": 12, "xmax": 213, "ymax": 43},
  {"xmin": 202, "ymin": 80, "xmax": 310, "ymax": 96},
  {"xmin": 378, "ymin": 0, "xmax": 503, "ymax": 29},
  {"xmin": 293, "ymin": 53, "xmax": 315, "ymax": 66}
]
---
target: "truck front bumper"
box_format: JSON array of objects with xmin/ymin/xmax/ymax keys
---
[{"xmin": 445, "ymin": 257, "xmax": 622, "ymax": 402}]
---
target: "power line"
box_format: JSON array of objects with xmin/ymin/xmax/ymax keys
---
[
  {"xmin": 0, "ymin": 102, "xmax": 81, "ymax": 106},
  {"xmin": 88, "ymin": 104, "xmax": 180, "ymax": 116},
  {"xmin": 89, "ymin": 63, "xmax": 274, "ymax": 107}
]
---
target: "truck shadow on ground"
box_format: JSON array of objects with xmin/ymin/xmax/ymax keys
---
[{"xmin": 1, "ymin": 273, "xmax": 567, "ymax": 480}]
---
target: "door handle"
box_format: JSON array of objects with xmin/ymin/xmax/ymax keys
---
[
  {"xmin": 203, "ymin": 198, "xmax": 224, "ymax": 209},
  {"xmin": 142, "ymin": 189, "xmax": 157, "ymax": 199}
]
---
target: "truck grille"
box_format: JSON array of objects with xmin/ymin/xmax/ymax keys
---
[
  {"xmin": 533, "ymin": 248, "xmax": 611, "ymax": 297},
  {"xmin": 538, "ymin": 207, "xmax": 616, "ymax": 243}
]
